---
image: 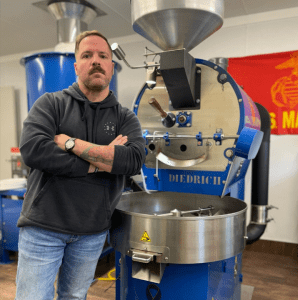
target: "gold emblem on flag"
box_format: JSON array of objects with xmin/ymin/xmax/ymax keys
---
[{"xmin": 271, "ymin": 51, "xmax": 298, "ymax": 110}]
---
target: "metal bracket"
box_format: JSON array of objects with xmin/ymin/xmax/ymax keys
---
[
  {"xmin": 196, "ymin": 132, "xmax": 203, "ymax": 146},
  {"xmin": 154, "ymin": 157, "xmax": 160, "ymax": 182},
  {"xmin": 251, "ymin": 205, "xmax": 278, "ymax": 225},
  {"xmin": 213, "ymin": 128, "xmax": 223, "ymax": 145}
]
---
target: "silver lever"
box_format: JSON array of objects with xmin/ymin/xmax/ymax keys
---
[{"xmin": 154, "ymin": 206, "xmax": 214, "ymax": 217}]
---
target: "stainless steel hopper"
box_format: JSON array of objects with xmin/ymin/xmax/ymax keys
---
[{"xmin": 131, "ymin": 0, "xmax": 224, "ymax": 51}]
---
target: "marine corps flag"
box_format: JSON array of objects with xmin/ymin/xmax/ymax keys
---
[{"xmin": 228, "ymin": 50, "xmax": 298, "ymax": 134}]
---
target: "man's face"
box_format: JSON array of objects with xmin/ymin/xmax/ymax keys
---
[{"xmin": 74, "ymin": 35, "xmax": 114, "ymax": 92}]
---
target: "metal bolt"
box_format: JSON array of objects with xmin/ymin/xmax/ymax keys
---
[
  {"xmin": 222, "ymin": 180, "xmax": 226, "ymax": 184},
  {"xmin": 164, "ymin": 257, "xmax": 168, "ymax": 261},
  {"xmin": 197, "ymin": 69, "xmax": 201, "ymax": 73},
  {"xmin": 214, "ymin": 66, "xmax": 218, "ymax": 69},
  {"xmin": 3, "ymin": 240, "xmax": 6, "ymax": 243},
  {"xmin": 196, "ymin": 99, "xmax": 200, "ymax": 103},
  {"xmin": 226, "ymin": 149, "xmax": 234, "ymax": 157},
  {"xmin": 239, "ymin": 99, "xmax": 243, "ymax": 102},
  {"xmin": 176, "ymin": 123, "xmax": 179, "ymax": 127},
  {"xmin": 186, "ymin": 123, "xmax": 191, "ymax": 127},
  {"xmin": 2, "ymin": 222, "xmax": 5, "ymax": 225},
  {"xmin": 219, "ymin": 74, "xmax": 227, "ymax": 81},
  {"xmin": 216, "ymin": 141, "xmax": 220, "ymax": 145},
  {"xmin": 134, "ymin": 104, "xmax": 138, "ymax": 108}
]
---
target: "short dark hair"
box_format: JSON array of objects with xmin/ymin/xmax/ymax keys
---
[{"xmin": 75, "ymin": 30, "xmax": 112, "ymax": 58}]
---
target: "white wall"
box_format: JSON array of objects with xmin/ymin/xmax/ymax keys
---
[{"xmin": 0, "ymin": 7, "xmax": 298, "ymax": 244}]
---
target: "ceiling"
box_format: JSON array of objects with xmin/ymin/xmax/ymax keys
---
[{"xmin": 1, "ymin": 0, "xmax": 298, "ymax": 57}]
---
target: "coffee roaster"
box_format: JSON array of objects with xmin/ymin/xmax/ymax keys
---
[{"xmin": 110, "ymin": 1, "xmax": 272, "ymax": 299}]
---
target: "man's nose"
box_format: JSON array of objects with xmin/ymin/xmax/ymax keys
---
[
  {"xmin": 91, "ymin": 55, "xmax": 101, "ymax": 66},
  {"xmin": 92, "ymin": 60, "xmax": 100, "ymax": 66}
]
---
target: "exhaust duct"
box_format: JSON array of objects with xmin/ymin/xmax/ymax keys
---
[{"xmin": 33, "ymin": 0, "xmax": 106, "ymax": 51}]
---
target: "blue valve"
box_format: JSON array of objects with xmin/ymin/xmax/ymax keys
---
[
  {"xmin": 163, "ymin": 132, "xmax": 170, "ymax": 146},
  {"xmin": 142, "ymin": 130, "xmax": 149, "ymax": 145}
]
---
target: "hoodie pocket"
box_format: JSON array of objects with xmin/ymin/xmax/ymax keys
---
[{"xmin": 28, "ymin": 176, "xmax": 112, "ymax": 234}]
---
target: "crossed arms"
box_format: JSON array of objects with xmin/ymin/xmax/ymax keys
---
[{"xmin": 54, "ymin": 134, "xmax": 128, "ymax": 173}]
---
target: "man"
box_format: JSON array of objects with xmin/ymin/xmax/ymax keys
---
[{"xmin": 15, "ymin": 30, "xmax": 146, "ymax": 300}]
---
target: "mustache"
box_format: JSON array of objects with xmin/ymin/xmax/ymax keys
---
[{"xmin": 89, "ymin": 66, "xmax": 105, "ymax": 75}]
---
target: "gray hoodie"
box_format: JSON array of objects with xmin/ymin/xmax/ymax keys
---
[{"xmin": 18, "ymin": 82, "xmax": 146, "ymax": 235}]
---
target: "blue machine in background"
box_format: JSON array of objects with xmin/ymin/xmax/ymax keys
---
[
  {"xmin": 0, "ymin": 189, "xmax": 25, "ymax": 264},
  {"xmin": 21, "ymin": 52, "xmax": 120, "ymax": 111}
]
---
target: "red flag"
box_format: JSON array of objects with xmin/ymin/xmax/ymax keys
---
[{"xmin": 228, "ymin": 50, "xmax": 298, "ymax": 134}]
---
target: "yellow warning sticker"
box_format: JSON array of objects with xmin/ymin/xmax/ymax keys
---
[{"xmin": 140, "ymin": 231, "xmax": 151, "ymax": 242}]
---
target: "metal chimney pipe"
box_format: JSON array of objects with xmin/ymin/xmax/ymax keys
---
[
  {"xmin": 47, "ymin": 0, "xmax": 98, "ymax": 44},
  {"xmin": 209, "ymin": 57, "xmax": 229, "ymax": 71}
]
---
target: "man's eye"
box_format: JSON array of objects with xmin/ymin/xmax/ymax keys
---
[
  {"xmin": 82, "ymin": 54, "xmax": 91, "ymax": 58},
  {"xmin": 100, "ymin": 55, "xmax": 108, "ymax": 59}
]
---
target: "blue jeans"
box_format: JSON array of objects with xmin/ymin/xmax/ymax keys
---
[{"xmin": 15, "ymin": 226, "xmax": 108, "ymax": 300}]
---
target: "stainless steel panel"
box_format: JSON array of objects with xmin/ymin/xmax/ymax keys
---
[
  {"xmin": 131, "ymin": 0, "xmax": 224, "ymax": 51},
  {"xmin": 136, "ymin": 66, "xmax": 240, "ymax": 172},
  {"xmin": 111, "ymin": 192, "xmax": 247, "ymax": 264}
]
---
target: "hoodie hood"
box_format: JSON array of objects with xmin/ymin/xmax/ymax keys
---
[
  {"xmin": 62, "ymin": 82, "xmax": 119, "ymax": 142},
  {"xmin": 63, "ymin": 82, "xmax": 119, "ymax": 118}
]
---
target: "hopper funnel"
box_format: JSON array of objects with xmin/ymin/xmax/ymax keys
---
[{"xmin": 131, "ymin": 0, "xmax": 224, "ymax": 52}]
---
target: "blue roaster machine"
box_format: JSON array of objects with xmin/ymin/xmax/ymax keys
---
[{"xmin": 110, "ymin": 1, "xmax": 272, "ymax": 299}]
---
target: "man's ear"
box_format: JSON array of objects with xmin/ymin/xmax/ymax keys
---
[{"xmin": 74, "ymin": 62, "xmax": 78, "ymax": 76}]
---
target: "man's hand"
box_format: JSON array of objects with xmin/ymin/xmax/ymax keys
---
[
  {"xmin": 109, "ymin": 134, "xmax": 128, "ymax": 146},
  {"xmin": 54, "ymin": 134, "xmax": 70, "ymax": 151}
]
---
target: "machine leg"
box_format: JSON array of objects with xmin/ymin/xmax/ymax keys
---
[
  {"xmin": 115, "ymin": 254, "xmax": 243, "ymax": 299},
  {"xmin": 116, "ymin": 251, "xmax": 131, "ymax": 300},
  {"xmin": 0, "ymin": 243, "xmax": 12, "ymax": 264},
  {"xmin": 0, "ymin": 194, "xmax": 12, "ymax": 264}
]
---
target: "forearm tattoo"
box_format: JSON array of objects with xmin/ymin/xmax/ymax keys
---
[{"xmin": 80, "ymin": 145, "xmax": 113, "ymax": 166}]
